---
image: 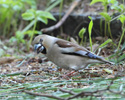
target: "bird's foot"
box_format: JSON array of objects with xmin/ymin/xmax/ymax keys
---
[{"xmin": 61, "ymin": 71, "xmax": 79, "ymax": 79}]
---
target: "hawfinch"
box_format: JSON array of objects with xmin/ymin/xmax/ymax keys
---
[{"xmin": 33, "ymin": 34, "xmax": 113, "ymax": 70}]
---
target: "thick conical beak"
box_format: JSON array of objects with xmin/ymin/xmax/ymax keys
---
[{"xmin": 34, "ymin": 43, "xmax": 44, "ymax": 54}]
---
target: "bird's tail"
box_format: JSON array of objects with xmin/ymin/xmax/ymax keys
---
[{"xmin": 101, "ymin": 58, "xmax": 115, "ymax": 65}]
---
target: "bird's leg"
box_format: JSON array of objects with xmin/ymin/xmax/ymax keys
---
[
  {"xmin": 62, "ymin": 65, "xmax": 90, "ymax": 79},
  {"xmin": 62, "ymin": 70, "xmax": 79, "ymax": 79}
]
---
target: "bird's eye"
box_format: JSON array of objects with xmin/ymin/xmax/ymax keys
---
[
  {"xmin": 39, "ymin": 38, "xmax": 43, "ymax": 44},
  {"xmin": 40, "ymin": 39, "xmax": 43, "ymax": 42}
]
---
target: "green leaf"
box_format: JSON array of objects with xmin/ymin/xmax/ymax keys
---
[
  {"xmin": 100, "ymin": 12, "xmax": 111, "ymax": 21},
  {"xmin": 88, "ymin": 16, "xmax": 93, "ymax": 51},
  {"xmin": 121, "ymin": 41, "xmax": 125, "ymax": 51},
  {"xmin": 37, "ymin": 17, "xmax": 48, "ymax": 24},
  {"xmin": 43, "ymin": 11, "xmax": 56, "ymax": 21},
  {"xmin": 118, "ymin": 54, "xmax": 125, "ymax": 62},
  {"xmin": 90, "ymin": 0, "xmax": 104, "ymax": 5},
  {"xmin": 109, "ymin": 0, "xmax": 117, "ymax": 4},
  {"xmin": 38, "ymin": 11, "xmax": 56, "ymax": 21},
  {"xmin": 99, "ymin": 39, "xmax": 112, "ymax": 48},
  {"xmin": 15, "ymin": 31, "xmax": 25, "ymax": 44},
  {"xmin": 16, "ymin": 31, "xmax": 24, "ymax": 39},
  {"xmin": 78, "ymin": 28, "xmax": 86, "ymax": 38},
  {"xmin": 24, "ymin": 30, "xmax": 42, "ymax": 36},
  {"xmin": 10, "ymin": 37, "xmax": 17, "ymax": 42},
  {"xmin": 88, "ymin": 16, "xmax": 93, "ymax": 36},
  {"xmin": 22, "ymin": 12, "xmax": 34, "ymax": 20},
  {"xmin": 118, "ymin": 14, "xmax": 125, "ymax": 24}
]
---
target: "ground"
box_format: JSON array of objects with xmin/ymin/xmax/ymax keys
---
[{"xmin": 0, "ymin": 38, "xmax": 124, "ymax": 99}]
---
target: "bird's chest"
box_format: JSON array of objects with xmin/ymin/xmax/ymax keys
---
[{"xmin": 46, "ymin": 48, "xmax": 61, "ymax": 62}]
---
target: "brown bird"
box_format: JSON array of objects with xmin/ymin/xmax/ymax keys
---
[{"xmin": 33, "ymin": 34, "xmax": 114, "ymax": 70}]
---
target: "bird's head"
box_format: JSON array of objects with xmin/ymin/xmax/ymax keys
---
[{"xmin": 33, "ymin": 34, "xmax": 56, "ymax": 54}]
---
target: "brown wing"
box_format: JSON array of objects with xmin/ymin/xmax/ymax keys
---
[
  {"xmin": 55, "ymin": 39, "xmax": 88, "ymax": 51},
  {"xmin": 55, "ymin": 39, "xmax": 103, "ymax": 59}
]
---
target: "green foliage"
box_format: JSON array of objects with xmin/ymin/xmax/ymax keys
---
[
  {"xmin": 117, "ymin": 53, "xmax": 125, "ymax": 63},
  {"xmin": 100, "ymin": 12, "xmax": 113, "ymax": 39},
  {"xmin": 111, "ymin": 2, "xmax": 125, "ymax": 13},
  {"xmin": 88, "ymin": 16, "xmax": 93, "ymax": 52},
  {"xmin": 118, "ymin": 14, "xmax": 125, "ymax": 24},
  {"xmin": 22, "ymin": 9, "xmax": 56, "ymax": 23},
  {"xmin": 4, "ymin": 0, "xmax": 59, "ymax": 52},
  {"xmin": 0, "ymin": 0, "xmax": 36, "ymax": 37},
  {"xmin": 78, "ymin": 28, "xmax": 86, "ymax": 45},
  {"xmin": 24, "ymin": 30, "xmax": 42, "ymax": 36},
  {"xmin": 46, "ymin": 0, "xmax": 62, "ymax": 12},
  {"xmin": 109, "ymin": 37, "xmax": 125, "ymax": 64},
  {"xmin": 79, "ymin": 28, "xmax": 86, "ymax": 38},
  {"xmin": 90, "ymin": 0, "xmax": 107, "ymax": 12},
  {"xmin": 100, "ymin": 12, "xmax": 111, "ymax": 21},
  {"xmin": 21, "ymin": 9, "xmax": 56, "ymax": 51},
  {"xmin": 117, "ymin": 15, "xmax": 125, "ymax": 52},
  {"xmin": 11, "ymin": 31, "xmax": 25, "ymax": 43},
  {"xmin": 90, "ymin": 0, "xmax": 117, "ymax": 12},
  {"xmin": 10, "ymin": 8, "xmax": 56, "ymax": 51},
  {"xmin": 90, "ymin": 0, "xmax": 121, "ymax": 39},
  {"xmin": 109, "ymin": 51, "xmax": 125, "ymax": 64},
  {"xmin": 99, "ymin": 39, "xmax": 112, "ymax": 48},
  {"xmin": 90, "ymin": 0, "xmax": 125, "ymax": 64},
  {"xmin": 10, "ymin": 31, "xmax": 25, "ymax": 50}
]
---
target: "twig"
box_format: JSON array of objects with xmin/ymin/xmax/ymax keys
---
[
  {"xmin": 41, "ymin": 0, "xmax": 81, "ymax": 33},
  {"xmin": 0, "ymin": 70, "xmax": 43, "ymax": 77},
  {"xmin": 24, "ymin": 90, "xmax": 64, "ymax": 100},
  {"xmin": 59, "ymin": 88, "xmax": 76, "ymax": 95},
  {"xmin": 65, "ymin": 89, "xmax": 105, "ymax": 100},
  {"xmin": 110, "ymin": 12, "xmax": 125, "ymax": 22}
]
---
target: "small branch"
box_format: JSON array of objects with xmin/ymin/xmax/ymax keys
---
[
  {"xmin": 24, "ymin": 90, "xmax": 64, "ymax": 100},
  {"xmin": 41, "ymin": 0, "xmax": 81, "ymax": 33},
  {"xmin": 0, "ymin": 70, "xmax": 43, "ymax": 77},
  {"xmin": 65, "ymin": 89, "xmax": 105, "ymax": 100},
  {"xmin": 59, "ymin": 88, "xmax": 76, "ymax": 95}
]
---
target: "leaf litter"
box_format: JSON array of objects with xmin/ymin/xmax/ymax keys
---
[{"xmin": 0, "ymin": 39, "xmax": 125, "ymax": 100}]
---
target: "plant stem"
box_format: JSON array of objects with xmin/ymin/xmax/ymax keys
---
[
  {"xmin": 89, "ymin": 34, "xmax": 92, "ymax": 52},
  {"xmin": 45, "ymin": 0, "xmax": 62, "ymax": 12},
  {"xmin": 84, "ymin": 36, "xmax": 87, "ymax": 46},
  {"xmin": 28, "ymin": 18, "xmax": 37, "ymax": 51},
  {"xmin": 80, "ymin": 37, "xmax": 83, "ymax": 45},
  {"xmin": 104, "ymin": 21, "xmax": 107, "ymax": 37},
  {"xmin": 22, "ymin": 20, "xmax": 35, "ymax": 33},
  {"xmin": 110, "ymin": 12, "xmax": 125, "ymax": 22},
  {"xmin": 108, "ymin": 22, "xmax": 113, "ymax": 39},
  {"xmin": 100, "ymin": 18, "xmax": 103, "ymax": 35},
  {"xmin": 104, "ymin": 4, "xmax": 107, "ymax": 37},
  {"xmin": 117, "ymin": 23, "xmax": 125, "ymax": 51},
  {"xmin": 59, "ymin": 0, "xmax": 63, "ymax": 35},
  {"xmin": 59, "ymin": 0, "xmax": 63, "ymax": 20}
]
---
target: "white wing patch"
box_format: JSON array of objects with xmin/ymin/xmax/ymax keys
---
[
  {"xmin": 59, "ymin": 47, "xmax": 76, "ymax": 53},
  {"xmin": 75, "ymin": 50, "xmax": 87, "ymax": 55}
]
